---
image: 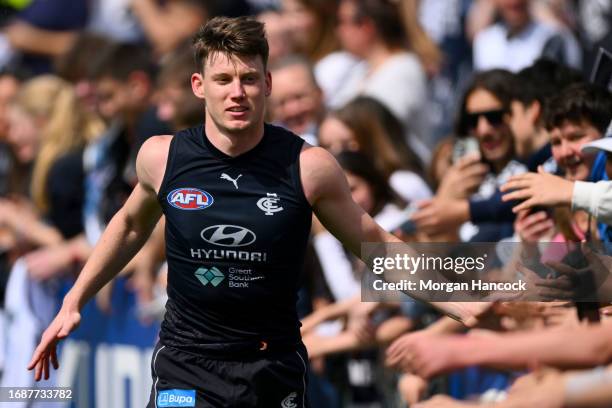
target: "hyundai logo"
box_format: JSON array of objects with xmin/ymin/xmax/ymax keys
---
[{"xmin": 200, "ymin": 225, "xmax": 256, "ymax": 247}]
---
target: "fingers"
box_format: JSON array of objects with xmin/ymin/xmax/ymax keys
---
[
  {"xmin": 544, "ymin": 261, "xmax": 582, "ymax": 277},
  {"xmin": 516, "ymin": 211, "xmax": 554, "ymax": 241},
  {"xmin": 50, "ymin": 345, "xmax": 59, "ymax": 370},
  {"xmin": 34, "ymin": 359, "xmax": 43, "ymax": 382},
  {"xmin": 44, "ymin": 352, "xmax": 50, "ymax": 380},
  {"xmin": 501, "ymin": 173, "xmax": 535, "ymax": 192}
]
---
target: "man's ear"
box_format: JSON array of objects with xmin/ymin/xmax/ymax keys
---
[
  {"xmin": 191, "ymin": 72, "xmax": 206, "ymax": 100},
  {"xmin": 265, "ymin": 71, "xmax": 272, "ymax": 97},
  {"xmin": 527, "ymin": 100, "xmax": 541, "ymax": 123}
]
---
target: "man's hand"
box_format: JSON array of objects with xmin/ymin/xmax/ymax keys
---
[
  {"xmin": 346, "ymin": 301, "xmax": 378, "ymax": 344},
  {"xmin": 546, "ymin": 241, "xmax": 612, "ymax": 299},
  {"xmin": 27, "ymin": 301, "xmax": 81, "ymax": 381},
  {"xmin": 412, "ymin": 198, "xmax": 469, "ymax": 236},
  {"xmin": 25, "ymin": 245, "xmax": 74, "ymax": 281},
  {"xmin": 386, "ymin": 330, "xmax": 461, "ymax": 377},
  {"xmin": 501, "ymin": 166, "xmax": 574, "ymax": 213},
  {"xmin": 437, "ymin": 155, "xmax": 488, "ymax": 199},
  {"xmin": 501, "ymin": 368, "xmax": 566, "ymax": 408},
  {"xmin": 514, "ymin": 209, "xmax": 555, "ymax": 243}
]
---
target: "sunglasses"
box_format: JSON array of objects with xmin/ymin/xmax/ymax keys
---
[{"xmin": 464, "ymin": 109, "xmax": 506, "ymax": 132}]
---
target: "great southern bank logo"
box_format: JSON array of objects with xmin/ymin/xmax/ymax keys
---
[
  {"xmin": 157, "ymin": 389, "xmax": 196, "ymax": 407},
  {"xmin": 195, "ymin": 267, "xmax": 225, "ymax": 287},
  {"xmin": 167, "ymin": 188, "xmax": 213, "ymax": 210}
]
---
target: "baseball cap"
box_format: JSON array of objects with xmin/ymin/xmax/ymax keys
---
[{"xmin": 581, "ymin": 137, "xmax": 612, "ymax": 154}]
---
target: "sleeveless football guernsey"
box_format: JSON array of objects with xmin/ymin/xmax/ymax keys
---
[{"xmin": 157, "ymin": 124, "xmax": 312, "ymax": 355}]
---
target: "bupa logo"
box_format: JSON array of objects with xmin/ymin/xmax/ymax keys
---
[
  {"xmin": 167, "ymin": 188, "xmax": 213, "ymax": 210},
  {"xmin": 201, "ymin": 225, "xmax": 256, "ymax": 247},
  {"xmin": 157, "ymin": 389, "xmax": 196, "ymax": 407}
]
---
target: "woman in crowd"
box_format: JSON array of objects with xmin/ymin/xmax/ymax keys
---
[{"xmin": 319, "ymin": 96, "xmax": 432, "ymax": 204}]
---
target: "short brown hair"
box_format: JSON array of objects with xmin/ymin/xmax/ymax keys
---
[{"xmin": 192, "ymin": 16, "xmax": 269, "ymax": 73}]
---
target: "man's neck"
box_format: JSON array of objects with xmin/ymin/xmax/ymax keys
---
[
  {"xmin": 517, "ymin": 127, "xmax": 549, "ymax": 158},
  {"xmin": 204, "ymin": 114, "xmax": 265, "ymax": 157}
]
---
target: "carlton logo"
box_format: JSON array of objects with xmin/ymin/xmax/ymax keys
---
[{"xmin": 167, "ymin": 188, "xmax": 214, "ymax": 210}]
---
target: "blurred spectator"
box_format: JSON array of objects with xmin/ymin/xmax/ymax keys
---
[
  {"xmin": 309, "ymin": 150, "xmax": 412, "ymax": 407},
  {"xmin": 509, "ymin": 58, "xmax": 582, "ymax": 171},
  {"xmin": 53, "ymin": 33, "xmax": 114, "ymax": 114},
  {"xmin": 333, "ymin": 0, "xmax": 436, "ymax": 160},
  {"xmin": 0, "ymin": 70, "xmax": 21, "ymax": 198},
  {"xmin": 269, "ymin": 54, "xmax": 324, "ymax": 145},
  {"xmin": 154, "ymin": 44, "xmax": 203, "ymax": 130},
  {"xmin": 419, "ymin": 0, "xmax": 475, "ymax": 143},
  {"xmin": 473, "ymin": 0, "xmax": 581, "ymax": 72},
  {"xmin": 279, "ymin": 0, "xmax": 362, "ymax": 109},
  {"xmin": 318, "ymin": 96, "xmax": 432, "ymax": 203},
  {"xmin": 130, "ymin": 0, "xmax": 209, "ymax": 56},
  {"xmin": 414, "ymin": 69, "xmax": 527, "ymax": 242},
  {"xmin": 2, "ymin": 75, "xmax": 101, "ymax": 254},
  {"xmin": 506, "ymin": 83, "xmax": 612, "ymax": 244},
  {"xmin": 83, "ymin": 0, "xmax": 143, "ymax": 43},
  {"xmin": 257, "ymin": 9, "xmax": 294, "ymax": 66},
  {"xmin": 1, "ymin": 76, "xmax": 102, "ymax": 393},
  {"xmin": 281, "ymin": 0, "xmax": 339, "ymax": 62},
  {"xmin": 576, "ymin": 0, "xmax": 612, "ymax": 74},
  {"xmin": 86, "ymin": 42, "xmax": 170, "ymax": 237},
  {"xmin": 3, "ymin": 0, "xmax": 87, "ymax": 73}
]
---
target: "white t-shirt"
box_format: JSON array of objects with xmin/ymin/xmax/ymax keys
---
[
  {"xmin": 389, "ymin": 170, "xmax": 432, "ymax": 204},
  {"xmin": 331, "ymin": 52, "xmax": 432, "ymax": 161},
  {"xmin": 313, "ymin": 203, "xmax": 408, "ymax": 301},
  {"xmin": 314, "ymin": 51, "xmax": 363, "ymax": 109},
  {"xmin": 473, "ymin": 21, "xmax": 581, "ymax": 72}
]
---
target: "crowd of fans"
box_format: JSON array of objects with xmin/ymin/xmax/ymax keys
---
[{"xmin": 1, "ymin": 0, "xmax": 612, "ymax": 406}]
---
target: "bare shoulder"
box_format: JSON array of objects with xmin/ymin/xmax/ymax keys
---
[
  {"xmin": 136, "ymin": 135, "xmax": 173, "ymax": 194},
  {"xmin": 299, "ymin": 144, "xmax": 347, "ymax": 206}
]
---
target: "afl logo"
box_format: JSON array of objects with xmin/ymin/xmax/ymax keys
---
[{"xmin": 167, "ymin": 188, "xmax": 214, "ymax": 210}]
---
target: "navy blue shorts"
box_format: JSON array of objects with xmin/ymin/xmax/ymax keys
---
[{"xmin": 147, "ymin": 342, "xmax": 310, "ymax": 408}]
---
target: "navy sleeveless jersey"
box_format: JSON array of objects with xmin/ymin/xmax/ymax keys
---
[{"xmin": 157, "ymin": 124, "xmax": 312, "ymax": 354}]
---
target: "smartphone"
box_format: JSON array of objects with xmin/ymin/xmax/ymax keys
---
[
  {"xmin": 452, "ymin": 137, "xmax": 480, "ymax": 164},
  {"xmin": 590, "ymin": 47, "xmax": 612, "ymax": 91}
]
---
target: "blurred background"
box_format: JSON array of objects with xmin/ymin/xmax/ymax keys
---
[{"xmin": 1, "ymin": 0, "xmax": 612, "ymax": 407}]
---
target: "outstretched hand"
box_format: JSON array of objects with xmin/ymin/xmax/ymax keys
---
[
  {"xmin": 27, "ymin": 303, "xmax": 81, "ymax": 381},
  {"xmin": 501, "ymin": 166, "xmax": 573, "ymax": 213}
]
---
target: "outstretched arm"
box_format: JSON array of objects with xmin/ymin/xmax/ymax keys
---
[
  {"xmin": 401, "ymin": 323, "xmax": 612, "ymax": 379},
  {"xmin": 299, "ymin": 146, "xmax": 491, "ymax": 325},
  {"xmin": 27, "ymin": 136, "xmax": 171, "ymax": 380}
]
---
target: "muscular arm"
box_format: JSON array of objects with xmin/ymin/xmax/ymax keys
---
[
  {"xmin": 28, "ymin": 136, "xmax": 171, "ymax": 380},
  {"xmin": 64, "ymin": 136, "xmax": 169, "ymax": 309},
  {"xmin": 299, "ymin": 146, "xmax": 492, "ymax": 325}
]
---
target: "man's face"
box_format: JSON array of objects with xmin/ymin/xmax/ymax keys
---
[
  {"xmin": 197, "ymin": 53, "xmax": 270, "ymax": 135},
  {"xmin": 550, "ymin": 120, "xmax": 601, "ymax": 181},
  {"xmin": 465, "ymin": 88, "xmax": 514, "ymax": 166},
  {"xmin": 509, "ymin": 100, "xmax": 537, "ymax": 148},
  {"xmin": 95, "ymin": 77, "xmax": 131, "ymax": 121},
  {"xmin": 95, "ymin": 74, "xmax": 150, "ymax": 122},
  {"xmin": 337, "ymin": 0, "xmax": 369, "ymax": 58},
  {"xmin": 269, "ymin": 64, "xmax": 322, "ymax": 135}
]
